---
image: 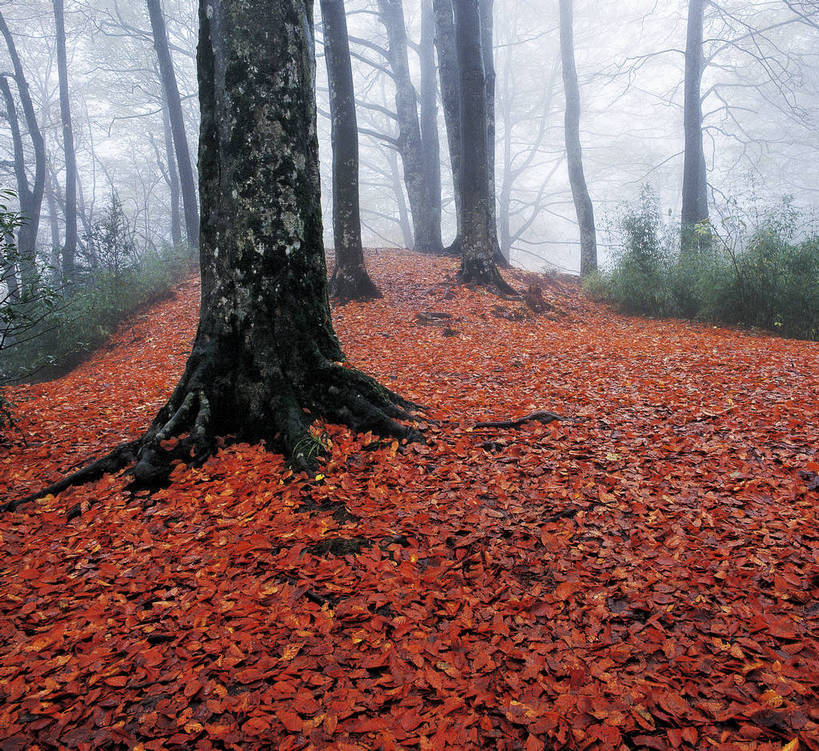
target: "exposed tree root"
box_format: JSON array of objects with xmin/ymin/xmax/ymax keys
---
[
  {"xmin": 474, "ymin": 411, "xmax": 568, "ymax": 430},
  {"xmin": 2, "ymin": 360, "xmax": 421, "ymax": 515},
  {"xmin": 0, "ymin": 440, "xmax": 141, "ymax": 514},
  {"xmin": 458, "ymin": 256, "xmax": 518, "ymax": 298}
]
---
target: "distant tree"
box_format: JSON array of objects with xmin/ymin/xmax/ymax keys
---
[
  {"xmin": 320, "ymin": 0, "xmax": 380, "ymax": 301},
  {"xmin": 53, "ymin": 0, "xmax": 78, "ymax": 282},
  {"xmin": 377, "ymin": 0, "xmax": 442, "ymax": 253},
  {"xmin": 559, "ymin": 0, "xmax": 597, "ymax": 276},
  {"xmin": 419, "ymin": 0, "xmax": 443, "ymax": 253},
  {"xmin": 453, "ymin": 0, "xmax": 513, "ymax": 292},
  {"xmin": 432, "ymin": 0, "xmax": 463, "ymax": 253},
  {"xmin": 681, "ymin": 0, "xmax": 709, "ymax": 249},
  {"xmin": 478, "ymin": 0, "xmax": 507, "ymax": 267},
  {"xmin": 145, "ymin": 0, "xmax": 199, "ymax": 248},
  {"xmin": 0, "ymin": 10, "xmax": 46, "ymax": 291}
]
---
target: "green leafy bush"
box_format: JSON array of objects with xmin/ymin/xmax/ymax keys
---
[{"xmin": 584, "ymin": 194, "xmax": 818, "ymax": 341}]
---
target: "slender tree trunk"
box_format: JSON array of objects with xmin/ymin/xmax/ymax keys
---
[
  {"xmin": 681, "ymin": 0, "xmax": 708, "ymax": 251},
  {"xmin": 320, "ymin": 0, "xmax": 380, "ymax": 301},
  {"xmin": 453, "ymin": 0, "xmax": 513, "ymax": 292},
  {"xmin": 377, "ymin": 0, "xmax": 442, "ymax": 253},
  {"xmin": 146, "ymin": 0, "xmax": 199, "ymax": 248},
  {"xmin": 559, "ymin": 0, "xmax": 597, "ymax": 276},
  {"xmin": 0, "ymin": 12, "xmax": 46, "ymax": 292},
  {"xmin": 46, "ymin": 172, "xmax": 62, "ymax": 280},
  {"xmin": 420, "ymin": 0, "xmax": 443, "ymax": 252},
  {"xmin": 53, "ymin": 0, "xmax": 77, "ymax": 282},
  {"xmin": 2, "ymin": 231, "xmax": 20, "ymax": 303},
  {"xmin": 388, "ymin": 148, "xmax": 414, "ymax": 249},
  {"xmin": 478, "ymin": 0, "xmax": 507, "ymax": 267},
  {"xmin": 128, "ymin": 0, "xmax": 413, "ymax": 485},
  {"xmin": 161, "ymin": 100, "xmax": 182, "ymax": 247},
  {"xmin": 432, "ymin": 0, "xmax": 462, "ymax": 253}
]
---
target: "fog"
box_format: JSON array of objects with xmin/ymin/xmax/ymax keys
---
[{"xmin": 1, "ymin": 0, "xmax": 817, "ymax": 275}]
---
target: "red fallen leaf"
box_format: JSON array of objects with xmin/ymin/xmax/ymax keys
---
[
  {"xmin": 242, "ymin": 715, "xmax": 270, "ymax": 735},
  {"xmin": 632, "ymin": 735, "xmax": 667, "ymax": 750},
  {"xmin": 323, "ymin": 714, "xmax": 338, "ymax": 735},
  {"xmin": 524, "ymin": 734, "xmax": 542, "ymax": 751},
  {"xmin": 658, "ymin": 691, "xmax": 691, "ymax": 717},
  {"xmin": 766, "ymin": 616, "xmax": 798, "ymax": 639},
  {"xmin": 276, "ymin": 708, "xmax": 303, "ymax": 733},
  {"xmin": 555, "ymin": 581, "xmax": 578, "ymax": 600},
  {"xmin": 183, "ymin": 679, "xmax": 202, "ymax": 698}
]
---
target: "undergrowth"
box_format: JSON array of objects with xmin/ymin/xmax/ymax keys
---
[
  {"xmin": 0, "ymin": 243, "xmax": 196, "ymax": 384},
  {"xmin": 585, "ymin": 191, "xmax": 819, "ymax": 340}
]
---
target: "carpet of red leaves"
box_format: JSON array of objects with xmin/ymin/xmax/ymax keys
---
[{"xmin": 1, "ymin": 250, "xmax": 817, "ymax": 750}]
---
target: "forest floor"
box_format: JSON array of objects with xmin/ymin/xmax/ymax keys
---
[{"xmin": 0, "ymin": 249, "xmax": 817, "ymax": 751}]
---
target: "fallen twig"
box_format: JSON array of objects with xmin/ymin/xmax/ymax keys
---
[{"xmin": 474, "ymin": 410, "xmax": 567, "ymax": 430}]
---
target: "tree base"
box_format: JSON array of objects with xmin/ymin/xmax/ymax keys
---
[
  {"xmin": 4, "ymin": 361, "xmax": 420, "ymax": 514},
  {"xmin": 458, "ymin": 255, "xmax": 517, "ymax": 297},
  {"xmin": 329, "ymin": 265, "xmax": 382, "ymax": 303}
]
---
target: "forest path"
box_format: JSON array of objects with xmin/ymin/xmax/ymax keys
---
[{"xmin": 1, "ymin": 249, "xmax": 817, "ymax": 750}]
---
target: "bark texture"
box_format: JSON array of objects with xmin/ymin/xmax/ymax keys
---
[
  {"xmin": 320, "ymin": 0, "xmax": 380, "ymax": 302},
  {"xmin": 377, "ymin": 0, "xmax": 442, "ymax": 253},
  {"xmin": 53, "ymin": 0, "xmax": 78, "ymax": 282},
  {"xmin": 559, "ymin": 0, "xmax": 597, "ymax": 276},
  {"xmin": 146, "ymin": 0, "xmax": 199, "ymax": 248},
  {"xmin": 453, "ymin": 0, "xmax": 513, "ymax": 293},
  {"xmin": 0, "ymin": 11, "xmax": 45, "ymax": 291},
  {"xmin": 681, "ymin": 0, "xmax": 709, "ymax": 250},
  {"xmin": 131, "ymin": 0, "xmax": 413, "ymax": 484}
]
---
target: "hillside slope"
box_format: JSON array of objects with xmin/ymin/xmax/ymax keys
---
[{"xmin": 1, "ymin": 250, "xmax": 817, "ymax": 750}]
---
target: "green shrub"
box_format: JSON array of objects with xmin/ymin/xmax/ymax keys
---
[
  {"xmin": 0, "ymin": 243, "xmax": 196, "ymax": 383},
  {"xmin": 587, "ymin": 194, "xmax": 818, "ymax": 340}
]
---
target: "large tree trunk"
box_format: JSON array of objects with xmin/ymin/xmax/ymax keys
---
[
  {"xmin": 0, "ymin": 12, "xmax": 46, "ymax": 292},
  {"xmin": 131, "ymin": 0, "xmax": 413, "ymax": 484},
  {"xmin": 681, "ymin": 0, "xmax": 709, "ymax": 251},
  {"xmin": 453, "ymin": 0, "xmax": 513, "ymax": 293},
  {"xmin": 146, "ymin": 0, "xmax": 199, "ymax": 248},
  {"xmin": 559, "ymin": 0, "xmax": 597, "ymax": 276},
  {"xmin": 53, "ymin": 0, "xmax": 78, "ymax": 282},
  {"xmin": 377, "ymin": 0, "xmax": 442, "ymax": 254},
  {"xmin": 419, "ymin": 0, "xmax": 443, "ymax": 253},
  {"xmin": 320, "ymin": 0, "xmax": 380, "ymax": 302},
  {"xmin": 161, "ymin": 100, "xmax": 182, "ymax": 247},
  {"xmin": 432, "ymin": 0, "xmax": 462, "ymax": 253}
]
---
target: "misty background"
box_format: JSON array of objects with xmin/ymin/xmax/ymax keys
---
[{"xmin": 1, "ymin": 0, "xmax": 817, "ymax": 276}]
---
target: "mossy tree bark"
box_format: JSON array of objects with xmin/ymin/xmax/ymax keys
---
[
  {"xmin": 320, "ymin": 0, "xmax": 380, "ymax": 302},
  {"xmin": 452, "ymin": 0, "xmax": 514, "ymax": 294},
  {"xmin": 132, "ymin": 0, "xmax": 414, "ymax": 484}
]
